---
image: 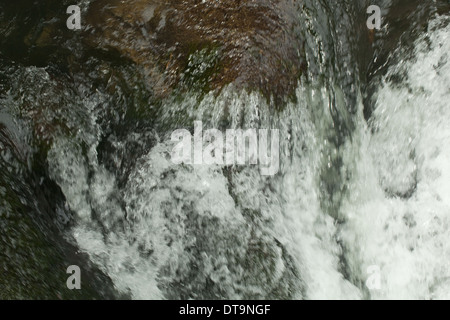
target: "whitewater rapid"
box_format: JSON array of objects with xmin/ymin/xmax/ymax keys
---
[
  {"xmin": 45, "ymin": 15, "xmax": 449, "ymax": 299},
  {"xmin": 338, "ymin": 15, "xmax": 450, "ymax": 299}
]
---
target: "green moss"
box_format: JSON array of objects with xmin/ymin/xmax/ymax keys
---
[{"xmin": 180, "ymin": 42, "xmax": 224, "ymax": 95}]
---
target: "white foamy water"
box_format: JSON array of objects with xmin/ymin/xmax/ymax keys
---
[
  {"xmin": 47, "ymin": 83, "xmax": 361, "ymax": 299},
  {"xmin": 46, "ymin": 15, "xmax": 449, "ymax": 299},
  {"xmin": 338, "ymin": 16, "xmax": 450, "ymax": 299}
]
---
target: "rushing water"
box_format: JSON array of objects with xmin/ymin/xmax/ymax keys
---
[{"xmin": 0, "ymin": 0, "xmax": 449, "ymax": 299}]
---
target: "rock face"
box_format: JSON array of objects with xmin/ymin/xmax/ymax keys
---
[
  {"xmin": 0, "ymin": 137, "xmax": 116, "ymax": 300},
  {"xmin": 363, "ymin": 0, "xmax": 450, "ymax": 120},
  {"xmin": 0, "ymin": 63, "xmax": 121, "ymax": 300},
  {"xmin": 86, "ymin": 0, "xmax": 306, "ymax": 104}
]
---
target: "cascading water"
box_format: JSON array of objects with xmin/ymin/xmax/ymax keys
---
[
  {"xmin": 0, "ymin": 0, "xmax": 449, "ymax": 300},
  {"xmin": 338, "ymin": 16, "xmax": 450, "ymax": 299}
]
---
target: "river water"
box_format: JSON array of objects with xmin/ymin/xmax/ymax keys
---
[{"xmin": 0, "ymin": 0, "xmax": 449, "ymax": 299}]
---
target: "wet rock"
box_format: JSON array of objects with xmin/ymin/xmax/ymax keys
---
[
  {"xmin": 0, "ymin": 128, "xmax": 121, "ymax": 299},
  {"xmin": 364, "ymin": 0, "xmax": 450, "ymax": 120},
  {"xmin": 0, "ymin": 58, "xmax": 123, "ymax": 300},
  {"xmin": 86, "ymin": 0, "xmax": 307, "ymax": 106}
]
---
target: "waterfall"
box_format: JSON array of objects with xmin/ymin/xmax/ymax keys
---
[{"xmin": 0, "ymin": 0, "xmax": 449, "ymax": 300}]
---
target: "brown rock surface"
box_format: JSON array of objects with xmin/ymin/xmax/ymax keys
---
[{"xmin": 86, "ymin": 0, "xmax": 306, "ymax": 103}]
